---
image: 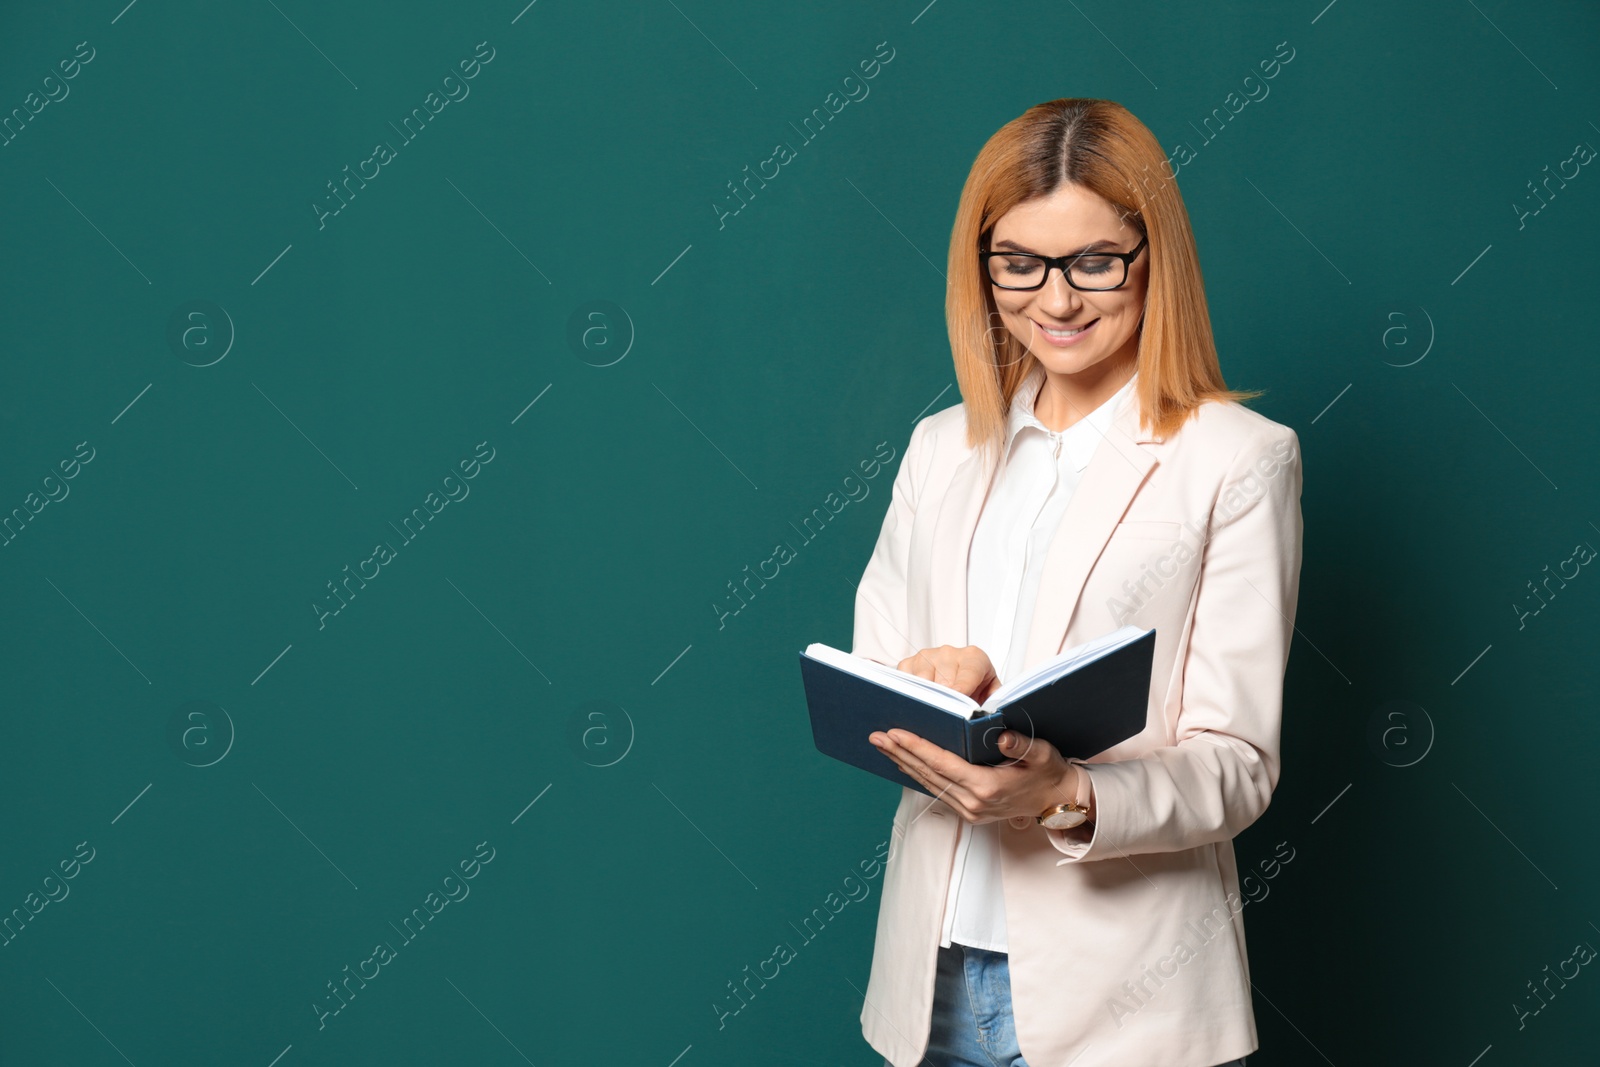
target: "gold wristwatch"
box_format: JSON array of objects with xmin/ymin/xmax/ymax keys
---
[{"xmin": 1036, "ymin": 765, "xmax": 1093, "ymax": 829}]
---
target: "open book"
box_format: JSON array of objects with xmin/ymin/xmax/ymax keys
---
[{"xmin": 798, "ymin": 625, "xmax": 1155, "ymax": 796}]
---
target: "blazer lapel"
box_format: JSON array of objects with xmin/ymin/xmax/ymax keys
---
[{"xmin": 1018, "ymin": 397, "xmax": 1160, "ymax": 669}]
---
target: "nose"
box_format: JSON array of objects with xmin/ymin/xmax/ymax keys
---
[{"xmin": 1034, "ymin": 269, "xmax": 1084, "ymax": 317}]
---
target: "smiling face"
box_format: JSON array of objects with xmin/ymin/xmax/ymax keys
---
[{"xmin": 986, "ymin": 182, "xmax": 1148, "ymax": 385}]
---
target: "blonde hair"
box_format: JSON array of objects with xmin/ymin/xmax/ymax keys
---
[{"xmin": 946, "ymin": 98, "xmax": 1261, "ymax": 463}]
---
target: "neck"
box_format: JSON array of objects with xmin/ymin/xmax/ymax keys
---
[{"xmin": 1031, "ymin": 352, "xmax": 1138, "ymax": 433}]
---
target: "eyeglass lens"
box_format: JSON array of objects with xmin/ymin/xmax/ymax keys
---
[{"xmin": 987, "ymin": 253, "xmax": 1126, "ymax": 290}]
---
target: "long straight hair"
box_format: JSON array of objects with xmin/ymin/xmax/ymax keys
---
[{"xmin": 946, "ymin": 98, "xmax": 1261, "ymax": 465}]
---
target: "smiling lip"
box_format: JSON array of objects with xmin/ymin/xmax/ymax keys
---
[{"xmin": 1032, "ymin": 317, "xmax": 1099, "ymax": 344}]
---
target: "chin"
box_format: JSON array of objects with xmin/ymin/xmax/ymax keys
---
[
  {"xmin": 1029, "ymin": 348, "xmax": 1103, "ymax": 376},
  {"xmin": 1034, "ymin": 331, "xmax": 1137, "ymax": 374}
]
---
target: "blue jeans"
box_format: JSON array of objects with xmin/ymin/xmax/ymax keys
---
[{"xmin": 885, "ymin": 942, "xmax": 1248, "ymax": 1067}]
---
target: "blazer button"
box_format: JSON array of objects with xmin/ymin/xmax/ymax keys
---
[{"xmin": 1008, "ymin": 816, "xmax": 1031, "ymax": 829}]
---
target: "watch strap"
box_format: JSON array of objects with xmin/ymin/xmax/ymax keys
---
[
  {"xmin": 1036, "ymin": 763, "xmax": 1093, "ymax": 825},
  {"xmin": 1071, "ymin": 762, "xmax": 1093, "ymax": 812}
]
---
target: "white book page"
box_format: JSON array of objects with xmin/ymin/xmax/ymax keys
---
[
  {"xmin": 801, "ymin": 644, "xmax": 981, "ymax": 718},
  {"xmin": 982, "ymin": 624, "xmax": 1152, "ymax": 708}
]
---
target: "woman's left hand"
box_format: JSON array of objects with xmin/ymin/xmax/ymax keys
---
[{"xmin": 867, "ymin": 728, "xmax": 1085, "ymax": 824}]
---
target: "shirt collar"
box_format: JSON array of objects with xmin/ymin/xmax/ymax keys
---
[{"xmin": 1005, "ymin": 362, "xmax": 1140, "ymax": 472}]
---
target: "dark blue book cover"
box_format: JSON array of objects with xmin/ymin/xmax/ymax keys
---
[{"xmin": 798, "ymin": 629, "xmax": 1156, "ymax": 797}]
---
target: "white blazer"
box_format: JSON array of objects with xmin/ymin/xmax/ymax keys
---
[{"xmin": 852, "ymin": 382, "xmax": 1304, "ymax": 1067}]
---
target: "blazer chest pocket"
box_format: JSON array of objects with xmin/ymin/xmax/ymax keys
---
[{"xmin": 1112, "ymin": 520, "xmax": 1183, "ymax": 541}]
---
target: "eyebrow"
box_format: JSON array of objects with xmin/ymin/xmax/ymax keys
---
[{"xmin": 992, "ymin": 238, "xmax": 1119, "ymax": 256}]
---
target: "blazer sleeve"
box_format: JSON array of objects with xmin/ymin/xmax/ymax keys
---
[
  {"xmin": 1047, "ymin": 425, "xmax": 1304, "ymax": 864},
  {"xmin": 849, "ymin": 416, "xmax": 932, "ymax": 670}
]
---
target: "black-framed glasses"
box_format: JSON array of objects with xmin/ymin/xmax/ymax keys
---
[{"xmin": 980, "ymin": 235, "xmax": 1148, "ymax": 291}]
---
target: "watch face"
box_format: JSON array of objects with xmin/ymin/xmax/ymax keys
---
[{"xmin": 1043, "ymin": 809, "xmax": 1087, "ymax": 830}]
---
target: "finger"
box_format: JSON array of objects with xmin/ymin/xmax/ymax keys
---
[
  {"xmin": 881, "ymin": 731, "xmax": 977, "ymax": 808},
  {"xmin": 882, "ymin": 729, "xmax": 953, "ymax": 769},
  {"xmin": 907, "ymin": 647, "xmax": 961, "ymax": 690},
  {"xmin": 994, "ymin": 728, "xmax": 1040, "ymax": 764},
  {"xmin": 1000, "ymin": 729, "xmax": 1060, "ymax": 766},
  {"xmin": 872, "ymin": 733, "xmax": 956, "ymax": 794},
  {"xmin": 875, "ymin": 745, "xmax": 932, "ymax": 788},
  {"xmin": 898, "ymin": 649, "xmax": 945, "ymax": 683},
  {"xmin": 882, "ymin": 748, "xmax": 969, "ymax": 813},
  {"xmin": 892, "ymin": 731, "xmax": 1052, "ymax": 819},
  {"xmin": 950, "ymin": 659, "xmax": 996, "ymax": 700},
  {"xmin": 930, "ymin": 658, "xmax": 966, "ymax": 692}
]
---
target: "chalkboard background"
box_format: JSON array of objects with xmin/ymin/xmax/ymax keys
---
[{"xmin": 2, "ymin": 1, "xmax": 1597, "ymax": 1064}]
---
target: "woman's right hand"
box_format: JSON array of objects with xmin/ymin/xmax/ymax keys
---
[{"xmin": 896, "ymin": 645, "xmax": 999, "ymax": 704}]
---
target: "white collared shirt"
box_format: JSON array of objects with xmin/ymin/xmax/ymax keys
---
[{"xmin": 940, "ymin": 362, "xmax": 1140, "ymax": 952}]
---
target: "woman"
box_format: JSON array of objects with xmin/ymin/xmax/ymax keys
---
[{"xmin": 851, "ymin": 98, "xmax": 1302, "ymax": 1067}]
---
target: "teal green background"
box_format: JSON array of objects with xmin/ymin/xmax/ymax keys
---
[{"xmin": 2, "ymin": 1, "xmax": 1598, "ymax": 1063}]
